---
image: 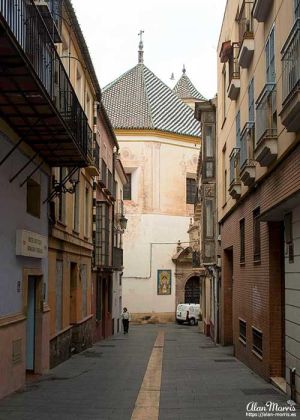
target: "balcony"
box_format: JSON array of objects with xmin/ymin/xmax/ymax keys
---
[
  {"xmin": 106, "ymin": 170, "xmax": 115, "ymax": 199},
  {"xmin": 86, "ymin": 141, "xmax": 100, "ymax": 177},
  {"xmin": 252, "ymin": 0, "xmax": 273, "ymax": 22},
  {"xmin": 100, "ymin": 159, "xmax": 107, "ymax": 187},
  {"xmin": 0, "ymin": 0, "xmax": 92, "ymax": 167},
  {"xmin": 228, "ymin": 43, "xmax": 240, "ymax": 100},
  {"xmin": 113, "ymin": 247, "xmax": 123, "ymax": 270},
  {"xmin": 229, "ymin": 148, "xmax": 241, "ymax": 200},
  {"xmin": 238, "ymin": 1, "xmax": 254, "ymax": 69},
  {"xmin": 255, "ymin": 84, "xmax": 278, "ymax": 166},
  {"xmin": 280, "ymin": 19, "xmax": 300, "ymax": 132},
  {"xmin": 240, "ymin": 122, "xmax": 256, "ymax": 186}
]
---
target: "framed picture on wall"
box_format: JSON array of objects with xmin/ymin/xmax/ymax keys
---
[{"xmin": 157, "ymin": 270, "xmax": 171, "ymax": 295}]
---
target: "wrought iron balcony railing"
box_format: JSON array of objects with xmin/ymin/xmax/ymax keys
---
[
  {"xmin": 255, "ymin": 83, "xmax": 277, "ymax": 145},
  {"xmin": 229, "ymin": 148, "xmax": 240, "ymax": 186},
  {"xmin": 0, "ymin": 0, "xmax": 92, "ymax": 166},
  {"xmin": 240, "ymin": 122, "xmax": 255, "ymax": 167},
  {"xmin": 93, "ymin": 142, "xmax": 100, "ymax": 169},
  {"xmin": 281, "ymin": 18, "xmax": 300, "ymax": 104},
  {"xmin": 101, "ymin": 159, "xmax": 107, "ymax": 187},
  {"xmin": 228, "ymin": 43, "xmax": 240, "ymax": 84},
  {"xmin": 238, "ymin": 1, "xmax": 254, "ymax": 43}
]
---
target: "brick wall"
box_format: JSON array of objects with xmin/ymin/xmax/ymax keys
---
[{"xmin": 220, "ymin": 143, "xmax": 300, "ymax": 380}]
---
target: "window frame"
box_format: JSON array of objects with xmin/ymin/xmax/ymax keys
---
[
  {"xmin": 252, "ymin": 327, "xmax": 263, "ymax": 358},
  {"xmin": 123, "ymin": 173, "xmax": 132, "ymax": 201},
  {"xmin": 26, "ymin": 178, "xmax": 41, "ymax": 219},
  {"xmin": 239, "ymin": 318, "xmax": 247, "ymax": 344},
  {"xmin": 240, "ymin": 218, "xmax": 245, "ymax": 264},
  {"xmin": 186, "ymin": 177, "xmax": 197, "ymax": 204},
  {"xmin": 253, "ymin": 207, "xmax": 261, "ymax": 262},
  {"xmin": 265, "ymin": 26, "xmax": 275, "ymax": 83}
]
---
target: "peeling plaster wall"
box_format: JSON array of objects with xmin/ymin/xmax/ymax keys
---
[{"xmin": 118, "ymin": 133, "xmax": 200, "ymax": 315}]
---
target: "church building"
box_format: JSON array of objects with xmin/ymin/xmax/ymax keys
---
[{"xmin": 102, "ymin": 36, "xmax": 204, "ymax": 322}]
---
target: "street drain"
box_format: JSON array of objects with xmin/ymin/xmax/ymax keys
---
[
  {"xmin": 214, "ymin": 359, "xmax": 236, "ymax": 362},
  {"xmin": 241, "ymin": 388, "xmax": 278, "ymax": 396},
  {"xmin": 79, "ymin": 351, "xmax": 103, "ymax": 358}
]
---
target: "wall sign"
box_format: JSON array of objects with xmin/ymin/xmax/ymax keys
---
[
  {"xmin": 16, "ymin": 230, "xmax": 48, "ymax": 258},
  {"xmin": 157, "ymin": 270, "xmax": 171, "ymax": 295}
]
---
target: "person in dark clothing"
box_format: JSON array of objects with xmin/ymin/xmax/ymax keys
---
[{"xmin": 121, "ymin": 307, "xmax": 130, "ymax": 334}]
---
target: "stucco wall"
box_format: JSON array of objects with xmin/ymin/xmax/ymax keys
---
[
  {"xmin": 119, "ymin": 132, "xmax": 199, "ymax": 316},
  {"xmin": 0, "ymin": 127, "xmax": 49, "ymax": 317}
]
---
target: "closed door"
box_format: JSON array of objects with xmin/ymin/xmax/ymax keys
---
[
  {"xmin": 185, "ymin": 277, "xmax": 200, "ymax": 304},
  {"xmin": 26, "ymin": 276, "xmax": 36, "ymax": 370}
]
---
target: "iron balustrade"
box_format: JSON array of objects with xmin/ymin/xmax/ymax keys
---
[
  {"xmin": 0, "ymin": 0, "xmax": 92, "ymax": 164},
  {"xmin": 255, "ymin": 83, "xmax": 277, "ymax": 145},
  {"xmin": 240, "ymin": 122, "xmax": 255, "ymax": 167},
  {"xmin": 93, "ymin": 142, "xmax": 100, "ymax": 169},
  {"xmin": 228, "ymin": 43, "xmax": 240, "ymax": 85},
  {"xmin": 101, "ymin": 159, "xmax": 107, "ymax": 186},
  {"xmin": 238, "ymin": 1, "xmax": 254, "ymax": 43},
  {"xmin": 281, "ymin": 18, "xmax": 300, "ymax": 104},
  {"xmin": 229, "ymin": 148, "xmax": 240, "ymax": 186},
  {"xmin": 107, "ymin": 170, "xmax": 113, "ymax": 194}
]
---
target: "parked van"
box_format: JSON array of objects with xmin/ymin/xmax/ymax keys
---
[{"xmin": 176, "ymin": 303, "xmax": 201, "ymax": 326}]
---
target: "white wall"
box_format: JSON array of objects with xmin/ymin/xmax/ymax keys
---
[
  {"xmin": 119, "ymin": 133, "xmax": 199, "ymax": 315},
  {"xmin": 123, "ymin": 214, "xmax": 191, "ymax": 313},
  {"xmin": 285, "ymin": 205, "xmax": 300, "ymax": 400}
]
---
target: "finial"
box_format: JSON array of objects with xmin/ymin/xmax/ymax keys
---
[
  {"xmin": 170, "ymin": 72, "xmax": 175, "ymax": 81},
  {"xmin": 138, "ymin": 30, "xmax": 144, "ymax": 64},
  {"xmin": 182, "ymin": 64, "xmax": 186, "ymax": 74}
]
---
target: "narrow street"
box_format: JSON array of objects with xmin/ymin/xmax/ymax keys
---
[{"xmin": 0, "ymin": 324, "xmax": 290, "ymax": 420}]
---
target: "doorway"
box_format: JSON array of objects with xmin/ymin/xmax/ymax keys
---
[
  {"xmin": 26, "ymin": 276, "xmax": 36, "ymax": 371},
  {"xmin": 185, "ymin": 276, "xmax": 200, "ymax": 303},
  {"xmin": 222, "ymin": 247, "xmax": 233, "ymax": 345}
]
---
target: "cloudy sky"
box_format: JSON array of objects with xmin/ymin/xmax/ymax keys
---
[{"xmin": 71, "ymin": 0, "xmax": 227, "ymax": 99}]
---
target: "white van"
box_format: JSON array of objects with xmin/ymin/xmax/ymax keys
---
[{"xmin": 176, "ymin": 303, "xmax": 201, "ymax": 326}]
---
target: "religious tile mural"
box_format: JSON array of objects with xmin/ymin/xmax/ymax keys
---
[{"xmin": 157, "ymin": 270, "xmax": 171, "ymax": 295}]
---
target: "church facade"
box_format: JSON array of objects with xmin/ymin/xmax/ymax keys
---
[{"xmin": 103, "ymin": 41, "xmax": 204, "ymax": 322}]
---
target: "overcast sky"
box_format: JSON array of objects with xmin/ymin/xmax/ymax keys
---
[{"xmin": 71, "ymin": 0, "xmax": 227, "ymax": 99}]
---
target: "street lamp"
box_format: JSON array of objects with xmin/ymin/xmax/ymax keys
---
[
  {"xmin": 119, "ymin": 214, "xmax": 128, "ymax": 231},
  {"xmin": 53, "ymin": 167, "xmax": 80, "ymax": 195}
]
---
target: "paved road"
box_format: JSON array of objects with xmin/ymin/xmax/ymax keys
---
[{"xmin": 0, "ymin": 324, "xmax": 296, "ymax": 420}]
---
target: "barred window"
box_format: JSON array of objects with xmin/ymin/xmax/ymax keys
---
[
  {"xmin": 252, "ymin": 327, "xmax": 263, "ymax": 357},
  {"xmin": 95, "ymin": 202, "xmax": 110, "ymax": 266},
  {"xmin": 240, "ymin": 218, "xmax": 245, "ymax": 263},
  {"xmin": 186, "ymin": 178, "xmax": 196, "ymax": 204},
  {"xmin": 239, "ymin": 319, "xmax": 247, "ymax": 344},
  {"xmin": 124, "ymin": 174, "xmax": 132, "ymax": 201},
  {"xmin": 253, "ymin": 207, "xmax": 261, "ymax": 261}
]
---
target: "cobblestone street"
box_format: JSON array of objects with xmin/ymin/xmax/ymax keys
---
[{"xmin": 0, "ymin": 324, "xmax": 294, "ymax": 420}]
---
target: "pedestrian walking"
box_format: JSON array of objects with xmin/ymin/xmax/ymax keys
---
[{"xmin": 121, "ymin": 307, "xmax": 130, "ymax": 334}]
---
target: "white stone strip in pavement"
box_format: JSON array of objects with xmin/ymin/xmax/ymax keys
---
[{"xmin": 131, "ymin": 329, "xmax": 165, "ymax": 420}]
